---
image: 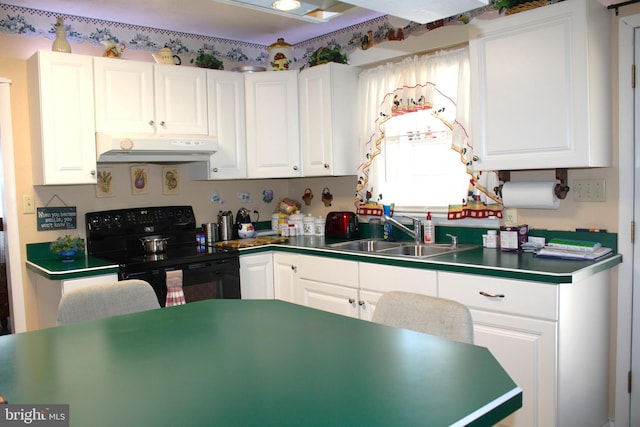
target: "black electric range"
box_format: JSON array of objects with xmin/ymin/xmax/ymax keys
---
[{"xmin": 85, "ymin": 205, "xmax": 239, "ymax": 274}]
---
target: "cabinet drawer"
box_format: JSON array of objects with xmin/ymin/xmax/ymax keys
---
[
  {"xmin": 297, "ymin": 255, "xmax": 358, "ymax": 288},
  {"xmin": 359, "ymin": 263, "xmax": 436, "ymax": 296},
  {"xmin": 438, "ymin": 272, "xmax": 558, "ymax": 321}
]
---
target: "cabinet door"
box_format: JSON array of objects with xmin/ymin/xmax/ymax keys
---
[
  {"xmin": 272, "ymin": 253, "xmax": 299, "ymax": 303},
  {"xmin": 299, "ymin": 63, "xmax": 359, "ymax": 176},
  {"xmin": 298, "ymin": 279, "xmax": 359, "ymax": 318},
  {"xmin": 469, "ymin": 0, "xmax": 610, "ymax": 170},
  {"xmin": 471, "ymin": 310, "xmax": 557, "ymax": 427},
  {"xmin": 154, "ymin": 64, "xmax": 208, "ymax": 135},
  {"xmin": 62, "ymin": 274, "xmax": 119, "ymax": 294},
  {"xmin": 34, "ymin": 273, "xmax": 118, "ymax": 329},
  {"xmin": 94, "ymin": 58, "xmax": 155, "ymax": 134},
  {"xmin": 439, "ymin": 272, "xmax": 558, "ymax": 427},
  {"xmin": 357, "ymin": 289, "xmax": 380, "ymax": 322},
  {"xmin": 359, "ymin": 263, "xmax": 437, "ymax": 321},
  {"xmin": 239, "ymin": 252, "xmax": 274, "ymax": 300},
  {"xmin": 192, "ymin": 70, "xmax": 247, "ymax": 179},
  {"xmin": 245, "ymin": 71, "xmax": 301, "ymax": 178},
  {"xmin": 28, "ymin": 51, "xmax": 97, "ymax": 185}
]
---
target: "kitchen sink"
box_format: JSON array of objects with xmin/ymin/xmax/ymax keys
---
[
  {"xmin": 377, "ymin": 243, "xmax": 476, "ymax": 258},
  {"xmin": 328, "ymin": 239, "xmax": 477, "ymax": 258},
  {"xmin": 328, "ymin": 239, "xmax": 403, "ymax": 252}
]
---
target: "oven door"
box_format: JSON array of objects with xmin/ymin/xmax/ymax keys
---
[{"xmin": 121, "ymin": 257, "xmax": 241, "ymax": 307}]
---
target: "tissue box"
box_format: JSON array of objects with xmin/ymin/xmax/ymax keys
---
[{"xmin": 500, "ymin": 225, "xmax": 529, "ymax": 252}]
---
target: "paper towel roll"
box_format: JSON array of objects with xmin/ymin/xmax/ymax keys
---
[{"xmin": 502, "ymin": 181, "xmax": 560, "ymax": 209}]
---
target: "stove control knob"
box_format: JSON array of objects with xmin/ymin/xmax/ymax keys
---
[{"xmin": 89, "ymin": 217, "xmax": 101, "ymax": 230}]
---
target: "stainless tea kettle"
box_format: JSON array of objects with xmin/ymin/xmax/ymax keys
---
[
  {"xmin": 218, "ymin": 210, "xmax": 234, "ymax": 241},
  {"xmin": 235, "ymin": 208, "xmax": 252, "ymax": 225}
]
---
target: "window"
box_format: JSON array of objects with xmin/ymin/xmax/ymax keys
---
[
  {"xmin": 375, "ymin": 109, "xmax": 468, "ymax": 213},
  {"xmin": 356, "ymin": 47, "xmax": 502, "ymax": 220}
]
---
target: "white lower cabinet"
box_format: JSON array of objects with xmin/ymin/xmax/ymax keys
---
[
  {"xmin": 280, "ymin": 254, "xmax": 437, "ymax": 321},
  {"xmin": 239, "ymin": 252, "xmax": 273, "ymax": 300},
  {"xmin": 470, "ymin": 310, "xmax": 556, "ymax": 427},
  {"xmin": 358, "ymin": 263, "xmax": 437, "ymax": 321},
  {"xmin": 297, "ymin": 255, "xmax": 359, "ymax": 318},
  {"xmin": 33, "ymin": 273, "xmax": 118, "ymax": 329},
  {"xmin": 272, "ymin": 253, "xmax": 301, "ymax": 303},
  {"xmin": 439, "ymin": 270, "xmax": 610, "ymax": 427}
]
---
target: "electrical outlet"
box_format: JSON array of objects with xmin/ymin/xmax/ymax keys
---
[
  {"xmin": 504, "ymin": 208, "xmax": 518, "ymax": 226},
  {"xmin": 23, "ymin": 195, "xmax": 35, "ymax": 214},
  {"xmin": 573, "ymin": 179, "xmax": 606, "ymax": 202}
]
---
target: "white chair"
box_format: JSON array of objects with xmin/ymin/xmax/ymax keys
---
[
  {"xmin": 372, "ymin": 291, "xmax": 474, "ymax": 344},
  {"xmin": 57, "ymin": 279, "xmax": 160, "ymax": 325}
]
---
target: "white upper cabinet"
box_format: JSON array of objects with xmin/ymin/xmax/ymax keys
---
[
  {"xmin": 27, "ymin": 51, "xmax": 97, "ymax": 185},
  {"xmin": 93, "ymin": 59, "xmax": 208, "ymax": 135},
  {"xmin": 299, "ymin": 63, "xmax": 360, "ymax": 176},
  {"xmin": 191, "ymin": 70, "xmax": 247, "ymax": 180},
  {"xmin": 469, "ymin": 0, "xmax": 611, "ymax": 170},
  {"xmin": 245, "ymin": 71, "xmax": 301, "ymax": 178}
]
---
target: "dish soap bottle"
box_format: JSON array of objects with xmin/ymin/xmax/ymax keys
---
[{"xmin": 423, "ymin": 212, "xmax": 434, "ymax": 244}]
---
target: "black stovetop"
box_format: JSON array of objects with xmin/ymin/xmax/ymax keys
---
[{"xmin": 86, "ymin": 206, "xmax": 238, "ymax": 272}]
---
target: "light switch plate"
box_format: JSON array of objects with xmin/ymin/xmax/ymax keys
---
[{"xmin": 23, "ymin": 195, "xmax": 35, "ymax": 214}]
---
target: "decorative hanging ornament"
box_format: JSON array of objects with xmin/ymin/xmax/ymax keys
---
[
  {"xmin": 51, "ymin": 17, "xmax": 71, "ymax": 53},
  {"xmin": 267, "ymin": 38, "xmax": 293, "ymax": 71}
]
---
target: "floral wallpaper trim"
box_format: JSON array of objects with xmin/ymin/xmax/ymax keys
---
[{"xmin": 0, "ymin": 2, "xmax": 559, "ymax": 68}]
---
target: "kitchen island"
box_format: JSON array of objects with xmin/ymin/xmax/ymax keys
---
[{"xmin": 0, "ymin": 299, "xmax": 522, "ymax": 426}]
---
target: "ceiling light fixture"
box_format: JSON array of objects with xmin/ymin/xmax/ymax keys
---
[{"xmin": 272, "ymin": 0, "xmax": 301, "ymax": 11}]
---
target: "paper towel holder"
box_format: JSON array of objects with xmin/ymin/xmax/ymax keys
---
[
  {"xmin": 554, "ymin": 168, "xmax": 570, "ymax": 200},
  {"xmin": 495, "ymin": 168, "xmax": 570, "ymax": 200}
]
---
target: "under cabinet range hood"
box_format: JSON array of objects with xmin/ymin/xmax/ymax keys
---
[{"xmin": 96, "ymin": 133, "xmax": 217, "ymax": 163}]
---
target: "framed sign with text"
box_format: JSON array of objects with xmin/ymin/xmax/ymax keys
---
[{"xmin": 37, "ymin": 206, "xmax": 77, "ymax": 231}]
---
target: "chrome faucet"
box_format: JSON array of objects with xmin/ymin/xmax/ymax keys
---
[
  {"xmin": 383, "ymin": 215, "xmax": 423, "ymax": 244},
  {"xmin": 446, "ymin": 233, "xmax": 458, "ymax": 249}
]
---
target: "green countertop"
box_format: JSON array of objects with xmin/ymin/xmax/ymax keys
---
[
  {"xmin": 26, "ymin": 243, "xmax": 119, "ymax": 281},
  {"xmin": 26, "ymin": 231, "xmax": 623, "ymax": 284},
  {"xmin": 239, "ymin": 235, "xmax": 623, "ymax": 284},
  {"xmin": 0, "ymin": 299, "xmax": 522, "ymax": 426}
]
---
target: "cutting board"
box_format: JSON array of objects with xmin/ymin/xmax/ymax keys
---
[{"xmin": 215, "ymin": 236, "xmax": 289, "ymax": 248}]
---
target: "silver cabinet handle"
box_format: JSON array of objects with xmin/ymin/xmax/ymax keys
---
[
  {"xmin": 348, "ymin": 298, "xmax": 355, "ymax": 304},
  {"xmin": 293, "ymin": 165, "xmax": 299, "ymax": 171},
  {"xmin": 90, "ymin": 170, "xmax": 96, "ymax": 176},
  {"xmin": 479, "ymin": 291, "xmax": 505, "ymax": 298},
  {"xmin": 160, "ymin": 121, "xmax": 166, "ymax": 127},
  {"xmin": 472, "ymin": 155, "xmax": 479, "ymax": 162},
  {"xmin": 148, "ymin": 120, "xmax": 155, "ymax": 126},
  {"xmin": 212, "ymin": 168, "xmax": 219, "ymax": 173},
  {"xmin": 358, "ymin": 300, "xmax": 365, "ymax": 307},
  {"xmin": 324, "ymin": 163, "xmax": 330, "ymax": 169},
  {"xmin": 290, "ymin": 265, "xmax": 297, "ymax": 272}
]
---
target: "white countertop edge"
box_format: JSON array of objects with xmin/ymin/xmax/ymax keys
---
[
  {"xmin": 450, "ymin": 386, "xmax": 523, "ymax": 427},
  {"xmin": 26, "ymin": 260, "xmax": 119, "ymax": 277}
]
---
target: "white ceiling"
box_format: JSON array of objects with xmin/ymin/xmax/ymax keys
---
[{"xmin": 0, "ymin": 0, "xmax": 385, "ymax": 45}]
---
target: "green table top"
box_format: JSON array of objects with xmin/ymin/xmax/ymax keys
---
[{"xmin": 0, "ymin": 300, "xmax": 521, "ymax": 426}]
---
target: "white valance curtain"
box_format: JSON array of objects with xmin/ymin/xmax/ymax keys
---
[{"xmin": 354, "ymin": 46, "xmax": 502, "ymax": 219}]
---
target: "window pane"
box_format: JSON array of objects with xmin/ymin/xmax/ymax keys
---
[{"xmin": 376, "ymin": 109, "xmax": 468, "ymax": 210}]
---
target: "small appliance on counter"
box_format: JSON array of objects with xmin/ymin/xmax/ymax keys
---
[
  {"xmin": 235, "ymin": 208, "xmax": 257, "ymax": 239},
  {"xmin": 325, "ymin": 211, "xmax": 360, "ymax": 239}
]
